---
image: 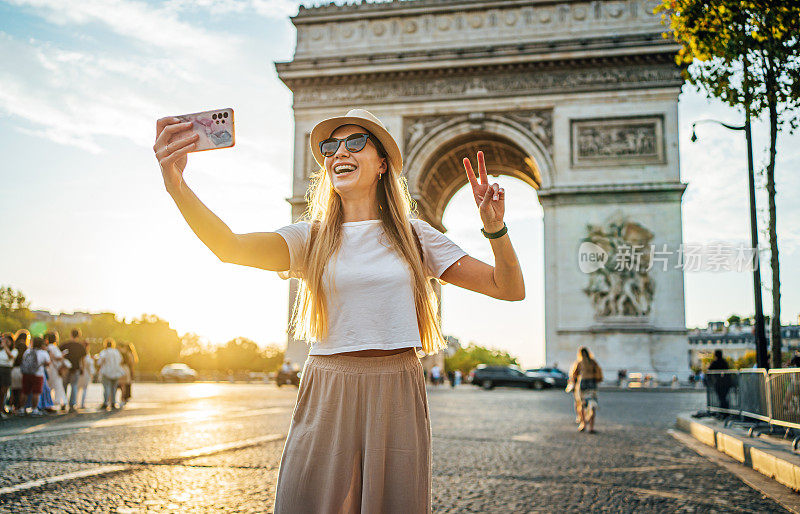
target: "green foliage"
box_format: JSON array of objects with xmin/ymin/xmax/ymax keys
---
[
  {"xmin": 0, "ymin": 286, "xmax": 34, "ymax": 333},
  {"xmin": 727, "ymin": 314, "xmax": 742, "ymax": 325},
  {"xmin": 444, "ymin": 342, "xmax": 520, "ymax": 375},
  {"xmin": 657, "ymin": 0, "xmax": 800, "ymax": 122},
  {"xmin": 733, "ymin": 350, "xmax": 757, "ymax": 369}
]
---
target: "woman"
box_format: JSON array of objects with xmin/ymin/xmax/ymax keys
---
[
  {"xmin": 20, "ymin": 336, "xmax": 51, "ymax": 416},
  {"xmin": 569, "ymin": 346, "xmax": 603, "ymax": 433},
  {"xmin": 10, "ymin": 329, "xmax": 30, "ymax": 414},
  {"xmin": 153, "ymin": 108, "xmax": 525, "ymax": 512},
  {"xmin": 0, "ymin": 333, "xmax": 18, "ymax": 417},
  {"xmin": 77, "ymin": 341, "xmax": 95, "ymax": 409},
  {"xmin": 117, "ymin": 342, "xmax": 138, "ymax": 407},
  {"xmin": 44, "ymin": 331, "xmax": 66, "ymax": 410},
  {"xmin": 96, "ymin": 338, "xmax": 124, "ymax": 410}
]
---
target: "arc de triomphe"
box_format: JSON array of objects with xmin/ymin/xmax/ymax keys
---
[{"xmin": 275, "ymin": 0, "xmax": 688, "ymax": 380}]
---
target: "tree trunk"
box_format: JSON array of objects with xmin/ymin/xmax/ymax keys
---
[{"xmin": 765, "ymin": 64, "xmax": 782, "ymax": 368}]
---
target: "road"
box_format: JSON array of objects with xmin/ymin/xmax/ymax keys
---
[{"xmin": 0, "ymin": 382, "xmax": 785, "ymax": 512}]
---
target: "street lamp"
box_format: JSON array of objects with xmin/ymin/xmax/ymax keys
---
[{"xmin": 690, "ymin": 117, "xmax": 769, "ymax": 369}]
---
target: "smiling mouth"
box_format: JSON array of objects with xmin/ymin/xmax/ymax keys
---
[{"xmin": 333, "ymin": 164, "xmax": 357, "ymax": 175}]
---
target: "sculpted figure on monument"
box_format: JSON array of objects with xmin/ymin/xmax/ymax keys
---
[{"xmin": 582, "ymin": 217, "xmax": 655, "ymax": 318}]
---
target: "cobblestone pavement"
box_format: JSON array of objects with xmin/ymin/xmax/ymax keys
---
[{"xmin": 0, "ymin": 382, "xmax": 786, "ymax": 512}]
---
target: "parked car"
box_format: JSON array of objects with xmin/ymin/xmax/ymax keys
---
[
  {"xmin": 276, "ymin": 369, "xmax": 301, "ymax": 387},
  {"xmin": 469, "ymin": 364, "xmax": 551, "ymax": 390},
  {"xmin": 525, "ymin": 367, "xmax": 569, "ymax": 388},
  {"xmin": 159, "ymin": 363, "xmax": 197, "ymax": 382}
]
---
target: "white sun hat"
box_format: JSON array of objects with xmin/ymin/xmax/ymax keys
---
[{"xmin": 309, "ymin": 108, "xmax": 403, "ymax": 174}]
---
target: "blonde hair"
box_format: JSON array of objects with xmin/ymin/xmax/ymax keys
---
[{"xmin": 289, "ymin": 138, "xmax": 447, "ymax": 355}]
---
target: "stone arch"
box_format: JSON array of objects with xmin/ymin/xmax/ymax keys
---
[{"xmin": 405, "ymin": 116, "xmax": 553, "ymax": 229}]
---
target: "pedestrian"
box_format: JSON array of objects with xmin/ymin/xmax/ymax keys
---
[
  {"xmin": 569, "ymin": 347, "xmax": 603, "ymax": 433},
  {"xmin": 154, "ymin": 108, "xmax": 524, "ymax": 512},
  {"xmin": 59, "ymin": 329, "xmax": 87, "ymax": 412},
  {"xmin": 10, "ymin": 329, "xmax": 30, "ymax": 414},
  {"xmin": 707, "ymin": 349, "xmax": 731, "ymax": 412},
  {"xmin": 788, "ymin": 350, "xmax": 800, "ymax": 368},
  {"xmin": 44, "ymin": 331, "xmax": 67, "ymax": 410},
  {"xmin": 0, "ymin": 333, "xmax": 18, "ymax": 418},
  {"xmin": 430, "ymin": 364, "xmax": 442, "ymax": 386},
  {"xmin": 19, "ymin": 336, "xmax": 51, "ymax": 416},
  {"xmin": 96, "ymin": 338, "xmax": 125, "ymax": 410},
  {"xmin": 117, "ymin": 342, "xmax": 138, "ymax": 407},
  {"xmin": 447, "ymin": 369, "xmax": 455, "ymax": 388},
  {"xmin": 77, "ymin": 342, "xmax": 95, "ymax": 409},
  {"xmin": 454, "ymin": 369, "xmax": 462, "ymax": 387}
]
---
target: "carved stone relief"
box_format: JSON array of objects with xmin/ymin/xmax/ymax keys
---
[
  {"xmin": 292, "ymin": 65, "xmax": 682, "ymax": 107},
  {"xmin": 571, "ymin": 115, "xmax": 665, "ymax": 167},
  {"xmin": 294, "ymin": 0, "xmax": 664, "ymax": 56},
  {"xmin": 582, "ymin": 216, "xmax": 655, "ymax": 318}
]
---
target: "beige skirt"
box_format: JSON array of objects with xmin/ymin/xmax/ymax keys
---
[{"xmin": 274, "ymin": 349, "xmax": 432, "ymax": 514}]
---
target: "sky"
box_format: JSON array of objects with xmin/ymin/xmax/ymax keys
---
[{"xmin": 1, "ymin": 0, "xmax": 799, "ymax": 369}]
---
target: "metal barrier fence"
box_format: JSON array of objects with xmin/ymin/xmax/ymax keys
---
[
  {"xmin": 767, "ymin": 370, "xmax": 800, "ymax": 429},
  {"xmin": 704, "ymin": 368, "xmax": 800, "ymax": 431}
]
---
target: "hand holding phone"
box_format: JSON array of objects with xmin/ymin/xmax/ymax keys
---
[
  {"xmin": 154, "ymin": 108, "xmax": 235, "ymax": 192},
  {"xmin": 172, "ymin": 108, "xmax": 235, "ymax": 152}
]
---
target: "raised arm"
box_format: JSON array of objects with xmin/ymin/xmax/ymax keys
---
[
  {"xmin": 440, "ymin": 151, "xmax": 525, "ymax": 301},
  {"xmin": 153, "ymin": 117, "xmax": 290, "ymax": 271}
]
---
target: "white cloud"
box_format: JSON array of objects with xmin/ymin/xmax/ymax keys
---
[
  {"xmin": 4, "ymin": 0, "xmax": 238, "ymax": 58},
  {"xmin": 165, "ymin": 0, "xmax": 300, "ymax": 18}
]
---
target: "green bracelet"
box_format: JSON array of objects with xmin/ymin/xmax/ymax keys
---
[{"xmin": 481, "ymin": 222, "xmax": 508, "ymax": 239}]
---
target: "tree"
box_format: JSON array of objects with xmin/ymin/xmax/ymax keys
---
[
  {"xmin": 444, "ymin": 342, "xmax": 520, "ymax": 376},
  {"xmin": 658, "ymin": 0, "xmax": 800, "ymax": 367},
  {"xmin": 726, "ymin": 314, "xmax": 742, "ymax": 326},
  {"xmin": 0, "ymin": 286, "xmax": 34, "ymax": 333}
]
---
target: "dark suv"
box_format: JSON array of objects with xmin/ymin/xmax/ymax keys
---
[{"xmin": 469, "ymin": 365, "xmax": 551, "ymax": 390}]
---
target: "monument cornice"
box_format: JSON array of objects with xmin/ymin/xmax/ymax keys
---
[
  {"xmin": 538, "ymin": 181, "xmax": 687, "ymax": 206},
  {"xmin": 285, "ymin": 59, "xmax": 683, "ymax": 107},
  {"xmin": 294, "ymin": 0, "xmax": 632, "ymax": 23},
  {"xmin": 276, "ymin": 34, "xmax": 679, "ymax": 81},
  {"xmin": 288, "ymin": 0, "xmax": 671, "ymax": 60},
  {"xmin": 279, "ymin": 52, "xmax": 680, "ymax": 89}
]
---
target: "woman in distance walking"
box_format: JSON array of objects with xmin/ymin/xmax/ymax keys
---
[
  {"xmin": 153, "ymin": 108, "xmax": 525, "ymax": 513},
  {"xmin": 569, "ymin": 347, "xmax": 603, "ymax": 434}
]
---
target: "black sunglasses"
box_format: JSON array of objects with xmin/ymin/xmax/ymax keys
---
[{"xmin": 319, "ymin": 132, "xmax": 375, "ymax": 157}]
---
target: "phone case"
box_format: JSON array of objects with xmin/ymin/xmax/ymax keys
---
[{"xmin": 173, "ymin": 107, "xmax": 235, "ymax": 152}]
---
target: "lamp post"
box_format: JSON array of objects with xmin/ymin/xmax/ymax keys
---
[{"xmin": 690, "ymin": 116, "xmax": 769, "ymax": 369}]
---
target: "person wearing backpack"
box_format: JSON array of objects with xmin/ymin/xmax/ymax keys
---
[{"xmin": 19, "ymin": 336, "xmax": 51, "ymax": 417}]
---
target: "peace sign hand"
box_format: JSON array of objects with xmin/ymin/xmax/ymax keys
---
[{"xmin": 463, "ymin": 151, "xmax": 505, "ymax": 232}]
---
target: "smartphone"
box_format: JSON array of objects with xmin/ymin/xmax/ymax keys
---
[{"xmin": 172, "ymin": 107, "xmax": 235, "ymax": 152}]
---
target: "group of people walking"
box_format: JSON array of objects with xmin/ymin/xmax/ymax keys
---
[
  {"xmin": 0, "ymin": 328, "xmax": 138, "ymax": 417},
  {"xmin": 425, "ymin": 364, "xmax": 462, "ymax": 387}
]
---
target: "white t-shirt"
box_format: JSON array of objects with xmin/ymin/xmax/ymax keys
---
[
  {"xmin": 0, "ymin": 347, "xmax": 17, "ymax": 367},
  {"xmin": 275, "ymin": 218, "xmax": 467, "ymax": 355},
  {"xmin": 98, "ymin": 348, "xmax": 125, "ymax": 379}
]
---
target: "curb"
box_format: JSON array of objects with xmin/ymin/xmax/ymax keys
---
[{"xmin": 676, "ymin": 413, "xmax": 800, "ymax": 493}]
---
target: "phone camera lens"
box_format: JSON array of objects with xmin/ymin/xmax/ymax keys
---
[
  {"xmin": 222, "ymin": 120, "xmax": 226, "ymax": 123},
  {"xmin": 223, "ymin": 112, "xmax": 228, "ymax": 118},
  {"xmin": 212, "ymin": 113, "xmax": 218, "ymax": 119}
]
